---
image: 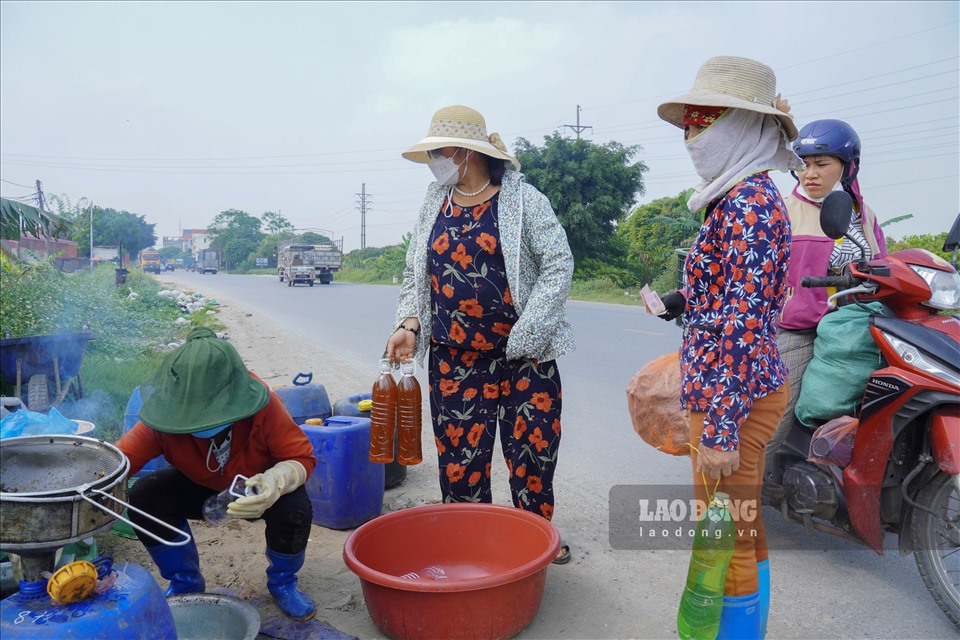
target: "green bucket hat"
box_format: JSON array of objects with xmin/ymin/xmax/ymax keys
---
[{"xmin": 139, "ymin": 327, "xmax": 269, "ymax": 434}]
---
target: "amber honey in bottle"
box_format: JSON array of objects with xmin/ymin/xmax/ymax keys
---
[
  {"xmin": 396, "ymin": 361, "xmax": 423, "ymax": 465},
  {"xmin": 369, "ymin": 359, "xmax": 397, "ymax": 463}
]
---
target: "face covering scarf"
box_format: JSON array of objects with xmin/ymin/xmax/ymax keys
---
[{"xmin": 685, "ymin": 108, "xmax": 803, "ymax": 213}]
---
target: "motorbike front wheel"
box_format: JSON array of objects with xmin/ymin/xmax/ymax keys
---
[{"xmin": 911, "ymin": 471, "xmax": 960, "ymax": 628}]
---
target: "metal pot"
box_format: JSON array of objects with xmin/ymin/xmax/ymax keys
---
[{"xmin": 0, "ymin": 435, "xmax": 189, "ymax": 553}]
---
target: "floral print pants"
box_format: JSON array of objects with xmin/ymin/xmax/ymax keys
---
[{"xmin": 428, "ymin": 343, "xmax": 562, "ymax": 520}]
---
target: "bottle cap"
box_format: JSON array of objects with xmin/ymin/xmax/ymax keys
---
[
  {"xmin": 47, "ymin": 561, "xmax": 98, "ymax": 604},
  {"xmin": 712, "ymin": 492, "xmax": 730, "ymax": 507},
  {"xmin": 401, "ymin": 361, "xmax": 415, "ymax": 376},
  {"xmin": 358, "ymin": 399, "xmax": 373, "ymax": 412}
]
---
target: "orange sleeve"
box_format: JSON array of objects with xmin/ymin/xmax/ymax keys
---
[
  {"xmin": 115, "ymin": 422, "xmax": 164, "ymax": 477},
  {"xmin": 256, "ymin": 390, "xmax": 317, "ymax": 478}
]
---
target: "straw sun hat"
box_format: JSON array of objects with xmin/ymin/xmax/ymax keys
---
[
  {"xmin": 403, "ymin": 105, "xmax": 521, "ymax": 171},
  {"xmin": 658, "ymin": 56, "xmax": 798, "ymax": 141}
]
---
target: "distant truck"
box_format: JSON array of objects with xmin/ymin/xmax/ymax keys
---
[
  {"xmin": 139, "ymin": 250, "xmax": 162, "ymax": 274},
  {"xmin": 278, "ymin": 240, "xmax": 343, "ymax": 287},
  {"xmin": 197, "ymin": 249, "xmax": 220, "ymax": 274},
  {"xmin": 278, "ymin": 244, "xmax": 317, "ymax": 287}
]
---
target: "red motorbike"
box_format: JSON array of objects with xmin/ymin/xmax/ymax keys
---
[{"xmin": 764, "ymin": 192, "xmax": 960, "ymax": 628}]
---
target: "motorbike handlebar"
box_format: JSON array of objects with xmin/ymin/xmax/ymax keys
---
[{"xmin": 801, "ymin": 273, "xmax": 858, "ymax": 289}]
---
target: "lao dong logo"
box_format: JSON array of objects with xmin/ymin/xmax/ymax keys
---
[
  {"xmin": 637, "ymin": 498, "xmax": 758, "ymax": 542},
  {"xmin": 608, "ymin": 486, "xmax": 761, "ymax": 550}
]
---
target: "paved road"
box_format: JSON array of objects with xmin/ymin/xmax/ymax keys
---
[{"xmin": 162, "ymin": 271, "xmax": 957, "ymax": 639}]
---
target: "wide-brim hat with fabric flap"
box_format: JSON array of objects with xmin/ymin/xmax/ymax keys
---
[
  {"xmin": 402, "ymin": 105, "xmax": 521, "ymax": 171},
  {"xmin": 658, "ymin": 56, "xmax": 798, "ymax": 141},
  {"xmin": 139, "ymin": 327, "xmax": 269, "ymax": 434}
]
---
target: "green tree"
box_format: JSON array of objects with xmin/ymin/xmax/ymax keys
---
[
  {"xmin": 886, "ymin": 232, "xmax": 950, "ymax": 261},
  {"xmin": 82, "ymin": 207, "xmax": 156, "ymax": 263},
  {"xmin": 514, "ymin": 133, "xmax": 648, "ymax": 262},
  {"xmin": 49, "ymin": 195, "xmax": 155, "ymax": 262},
  {"xmin": 208, "ymin": 209, "xmax": 264, "ymax": 269},
  {"xmin": 618, "ymin": 191, "xmax": 697, "ymax": 290},
  {"xmin": 158, "ymin": 246, "xmax": 185, "ymax": 262},
  {"xmin": 261, "ymin": 210, "xmax": 294, "ymax": 235},
  {"xmin": 298, "ymin": 231, "xmax": 332, "ymax": 244}
]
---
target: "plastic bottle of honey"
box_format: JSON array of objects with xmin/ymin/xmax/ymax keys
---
[
  {"xmin": 369, "ymin": 359, "xmax": 396, "ymax": 463},
  {"xmin": 396, "ymin": 362, "xmax": 422, "ymax": 465}
]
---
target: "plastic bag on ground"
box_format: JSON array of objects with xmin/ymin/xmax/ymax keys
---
[
  {"xmin": 0, "ymin": 407, "xmax": 82, "ymax": 439},
  {"xmin": 626, "ymin": 351, "xmax": 690, "ymax": 456}
]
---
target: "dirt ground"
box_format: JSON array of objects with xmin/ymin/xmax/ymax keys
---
[{"xmin": 102, "ymin": 282, "xmax": 451, "ymax": 639}]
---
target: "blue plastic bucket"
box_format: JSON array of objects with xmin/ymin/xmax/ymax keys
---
[
  {"xmin": 0, "ymin": 561, "xmax": 176, "ymax": 639},
  {"xmin": 123, "ymin": 387, "xmax": 170, "ymax": 476},
  {"xmin": 302, "ymin": 416, "xmax": 384, "ymax": 530},
  {"xmin": 273, "ymin": 373, "xmax": 332, "ymax": 425},
  {"xmin": 333, "ymin": 393, "xmax": 407, "ymax": 489}
]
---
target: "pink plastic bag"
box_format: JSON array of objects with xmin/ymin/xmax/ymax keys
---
[{"xmin": 807, "ymin": 415, "xmax": 858, "ymax": 467}]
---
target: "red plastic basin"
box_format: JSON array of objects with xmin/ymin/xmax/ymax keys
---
[{"xmin": 343, "ymin": 503, "xmax": 560, "ymax": 640}]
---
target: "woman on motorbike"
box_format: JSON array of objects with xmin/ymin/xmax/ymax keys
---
[{"xmin": 764, "ymin": 119, "xmax": 887, "ymax": 474}]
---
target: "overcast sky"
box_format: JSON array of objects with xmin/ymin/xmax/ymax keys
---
[{"xmin": 1, "ymin": 1, "xmax": 957, "ymax": 252}]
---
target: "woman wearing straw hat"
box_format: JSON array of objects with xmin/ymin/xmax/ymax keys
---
[
  {"xmin": 655, "ymin": 56, "xmax": 802, "ymax": 638},
  {"xmin": 385, "ymin": 105, "xmax": 575, "ymax": 564},
  {"xmin": 116, "ymin": 327, "xmax": 319, "ymax": 621},
  {"xmin": 764, "ymin": 119, "xmax": 887, "ymax": 471}
]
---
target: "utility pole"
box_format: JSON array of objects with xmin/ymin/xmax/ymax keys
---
[
  {"xmin": 89, "ymin": 201, "xmax": 95, "ymax": 268},
  {"xmin": 34, "ymin": 180, "xmax": 47, "ymax": 211},
  {"xmin": 356, "ymin": 183, "xmax": 371, "ymax": 249},
  {"xmin": 34, "ymin": 179, "xmax": 52, "ymax": 257},
  {"xmin": 563, "ymin": 105, "xmax": 592, "ymax": 140}
]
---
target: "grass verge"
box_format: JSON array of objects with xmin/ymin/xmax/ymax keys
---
[{"xmin": 0, "ymin": 262, "xmax": 224, "ymax": 441}]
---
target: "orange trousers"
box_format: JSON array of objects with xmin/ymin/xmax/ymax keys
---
[{"xmin": 688, "ymin": 383, "xmax": 788, "ymax": 596}]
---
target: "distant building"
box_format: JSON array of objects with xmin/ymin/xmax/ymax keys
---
[
  {"xmin": 182, "ymin": 228, "xmax": 213, "ymax": 257},
  {"xmin": 162, "ymin": 236, "xmax": 183, "ymax": 250}
]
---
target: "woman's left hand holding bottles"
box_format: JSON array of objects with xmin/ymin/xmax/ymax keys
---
[{"xmin": 386, "ymin": 317, "xmax": 419, "ymax": 364}]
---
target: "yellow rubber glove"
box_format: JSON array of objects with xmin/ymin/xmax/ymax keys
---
[{"xmin": 226, "ymin": 460, "xmax": 307, "ymax": 519}]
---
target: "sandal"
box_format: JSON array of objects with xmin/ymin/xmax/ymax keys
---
[{"xmin": 552, "ymin": 540, "xmax": 571, "ymax": 565}]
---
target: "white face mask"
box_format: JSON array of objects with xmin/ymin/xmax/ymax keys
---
[{"xmin": 427, "ymin": 149, "xmax": 470, "ymax": 186}]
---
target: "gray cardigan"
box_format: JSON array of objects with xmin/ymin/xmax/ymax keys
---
[{"xmin": 394, "ymin": 170, "xmax": 575, "ymax": 365}]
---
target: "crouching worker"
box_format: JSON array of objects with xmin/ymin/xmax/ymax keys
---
[{"xmin": 116, "ymin": 327, "xmax": 317, "ymax": 621}]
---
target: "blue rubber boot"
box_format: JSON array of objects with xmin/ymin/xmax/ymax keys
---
[
  {"xmin": 716, "ymin": 591, "xmax": 761, "ymax": 640},
  {"xmin": 757, "ymin": 560, "xmax": 770, "ymax": 639},
  {"xmin": 265, "ymin": 548, "xmax": 317, "ymax": 621},
  {"xmin": 145, "ymin": 521, "xmax": 205, "ymax": 596}
]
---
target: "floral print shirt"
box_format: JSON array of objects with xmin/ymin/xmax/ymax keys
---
[
  {"xmin": 679, "ymin": 172, "xmax": 791, "ymax": 451},
  {"xmin": 428, "ymin": 193, "xmax": 518, "ymax": 354},
  {"xmin": 395, "ymin": 171, "xmax": 574, "ymax": 365}
]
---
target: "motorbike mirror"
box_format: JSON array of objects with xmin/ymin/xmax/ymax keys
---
[
  {"xmin": 943, "ymin": 213, "xmax": 960, "ymax": 270},
  {"xmin": 820, "ymin": 191, "xmax": 854, "ymax": 240}
]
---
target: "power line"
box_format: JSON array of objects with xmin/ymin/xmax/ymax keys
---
[
  {"xmin": 872, "ymin": 174, "xmax": 958, "ymax": 189},
  {"xmin": 0, "ymin": 160, "xmax": 416, "ymax": 176},
  {"xmin": 0, "ymin": 178, "xmax": 35, "ymax": 189},
  {"xmin": 0, "ymin": 146, "xmax": 408, "ymax": 162},
  {"xmin": 794, "ymin": 84, "xmax": 958, "ymax": 109},
  {"xmin": 776, "ymin": 20, "xmax": 959, "ymax": 71},
  {"xmin": 789, "ymin": 65, "xmax": 958, "ymax": 98}
]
